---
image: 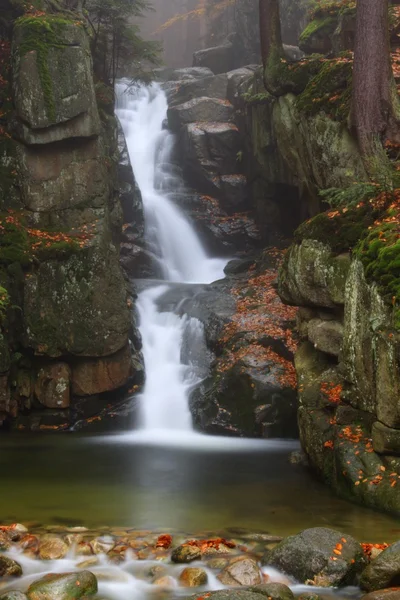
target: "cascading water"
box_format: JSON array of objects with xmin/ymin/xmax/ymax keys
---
[{"xmin": 116, "ymin": 82, "xmax": 227, "ymax": 434}]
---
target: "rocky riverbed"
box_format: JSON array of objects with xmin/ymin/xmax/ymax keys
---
[{"xmin": 0, "ymin": 524, "xmax": 397, "ymax": 600}]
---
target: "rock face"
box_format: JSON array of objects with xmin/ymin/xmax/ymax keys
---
[
  {"xmin": 278, "ymin": 234, "xmax": 400, "ymax": 515},
  {"xmin": 0, "ymin": 13, "xmax": 143, "ymax": 430}
]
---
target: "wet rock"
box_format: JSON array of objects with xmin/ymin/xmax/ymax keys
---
[
  {"xmin": 27, "ymin": 571, "xmax": 97, "ymax": 600},
  {"xmin": 265, "ymin": 528, "xmax": 366, "ymax": 586},
  {"xmin": 148, "ymin": 565, "xmax": 168, "ymax": 580},
  {"xmin": 195, "ymin": 591, "xmax": 269, "ymax": 600},
  {"xmin": 361, "ymin": 590, "xmax": 400, "ymax": 600},
  {"xmin": 179, "ymin": 567, "xmax": 208, "ymax": 587},
  {"xmin": 171, "ymin": 545, "xmax": 202, "ymax": 563},
  {"xmin": 39, "ymin": 536, "xmax": 69, "ymax": 560},
  {"xmin": 71, "ymin": 344, "xmax": 133, "ymax": 396},
  {"xmin": 360, "ymin": 541, "xmax": 400, "ymax": 592},
  {"xmin": 167, "ymin": 97, "xmax": 234, "ymax": 132},
  {"xmin": 0, "ymin": 593, "xmax": 28, "ymax": 600},
  {"xmin": 0, "ymin": 557, "xmax": 22, "ymax": 578},
  {"xmin": 35, "ymin": 363, "xmax": 71, "ymax": 409},
  {"xmin": 0, "ymin": 531, "xmax": 11, "ymax": 551},
  {"xmin": 207, "ymin": 557, "xmax": 229, "ymax": 570},
  {"xmin": 248, "ymin": 583, "xmax": 294, "ymax": 600},
  {"xmin": 218, "ymin": 556, "xmax": 262, "ymax": 586},
  {"xmin": 90, "ymin": 537, "xmax": 115, "ymax": 555},
  {"xmin": 153, "ymin": 576, "xmax": 176, "ymax": 588}
]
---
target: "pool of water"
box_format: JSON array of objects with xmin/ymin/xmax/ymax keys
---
[{"xmin": 0, "ymin": 432, "xmax": 398, "ymax": 542}]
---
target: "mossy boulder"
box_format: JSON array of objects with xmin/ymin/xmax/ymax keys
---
[
  {"xmin": 27, "ymin": 571, "xmax": 97, "ymax": 600},
  {"xmin": 264, "ymin": 527, "xmax": 366, "ymax": 586},
  {"xmin": 278, "ymin": 239, "xmax": 351, "ymax": 308},
  {"xmin": 341, "ymin": 260, "xmax": 400, "ymax": 424},
  {"xmin": 23, "ymin": 234, "xmax": 131, "ymax": 358},
  {"xmin": 299, "ymin": 17, "xmax": 337, "ymax": 54},
  {"xmin": 13, "ymin": 16, "xmax": 100, "ymax": 142},
  {"xmin": 273, "ymin": 94, "xmax": 366, "ymax": 210}
]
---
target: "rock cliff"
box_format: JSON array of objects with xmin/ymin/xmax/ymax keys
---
[{"xmin": 0, "ymin": 12, "xmax": 143, "ymax": 430}]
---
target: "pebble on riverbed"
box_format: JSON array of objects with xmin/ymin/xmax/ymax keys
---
[{"xmin": 0, "ymin": 523, "xmax": 397, "ymax": 600}]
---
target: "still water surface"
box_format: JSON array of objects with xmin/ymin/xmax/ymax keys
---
[{"xmin": 0, "ymin": 433, "xmax": 398, "ymax": 541}]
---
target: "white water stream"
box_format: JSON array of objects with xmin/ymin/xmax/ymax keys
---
[{"xmin": 116, "ymin": 82, "xmax": 227, "ymax": 434}]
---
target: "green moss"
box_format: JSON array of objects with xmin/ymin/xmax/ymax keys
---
[
  {"xmin": 308, "ymin": 0, "xmax": 356, "ymax": 20},
  {"xmin": 35, "ymin": 239, "xmax": 81, "ymax": 261},
  {"xmin": 294, "ymin": 204, "xmax": 378, "ymax": 254},
  {"xmin": 0, "ymin": 286, "xmax": 10, "ymax": 326},
  {"xmin": 299, "ymin": 16, "xmax": 336, "ymax": 44},
  {"xmin": 296, "ymin": 54, "xmax": 353, "ymax": 120},
  {"xmin": 14, "ymin": 14, "xmax": 80, "ymax": 122},
  {"xmin": 0, "ymin": 219, "xmax": 30, "ymax": 266},
  {"xmin": 355, "ymin": 219, "xmax": 400, "ymax": 328}
]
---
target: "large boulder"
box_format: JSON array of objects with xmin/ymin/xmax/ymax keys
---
[
  {"xmin": 193, "ymin": 42, "xmax": 235, "ymax": 75},
  {"xmin": 265, "ymin": 528, "xmax": 366, "ymax": 586},
  {"xmin": 167, "ymin": 97, "xmax": 234, "ymax": 132},
  {"xmin": 278, "ymin": 240, "xmax": 351, "ymax": 308},
  {"xmin": 23, "ymin": 235, "xmax": 131, "ymax": 358},
  {"xmin": 360, "ymin": 542, "xmax": 400, "ymax": 592},
  {"xmin": 182, "ymin": 122, "xmax": 242, "ymax": 193},
  {"xmin": 168, "ymin": 74, "xmax": 228, "ymax": 107},
  {"xmin": 13, "ymin": 18, "xmax": 100, "ymax": 144}
]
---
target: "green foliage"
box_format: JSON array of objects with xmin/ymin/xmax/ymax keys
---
[
  {"xmin": 0, "ymin": 218, "xmax": 30, "ymax": 266},
  {"xmin": 307, "ymin": 0, "xmax": 356, "ymax": 20},
  {"xmin": 85, "ymin": 0, "xmax": 161, "ymax": 85},
  {"xmin": 320, "ymin": 183, "xmax": 378, "ymax": 209},
  {"xmin": 0, "ymin": 286, "xmax": 10, "ymax": 325}
]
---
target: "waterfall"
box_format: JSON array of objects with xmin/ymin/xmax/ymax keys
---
[{"xmin": 116, "ymin": 82, "xmax": 227, "ymax": 433}]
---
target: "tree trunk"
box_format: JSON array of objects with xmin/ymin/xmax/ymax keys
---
[
  {"xmin": 352, "ymin": 0, "xmax": 400, "ymax": 157},
  {"xmin": 259, "ymin": 0, "xmax": 286, "ymax": 95}
]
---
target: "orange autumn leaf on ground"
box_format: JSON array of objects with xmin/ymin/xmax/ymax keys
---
[
  {"xmin": 362, "ymin": 543, "xmax": 389, "ymax": 558},
  {"xmin": 184, "ymin": 538, "xmax": 236, "ymax": 552},
  {"xmin": 156, "ymin": 534, "xmax": 172, "ymax": 549}
]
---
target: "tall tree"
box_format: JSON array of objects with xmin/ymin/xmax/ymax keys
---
[
  {"xmin": 259, "ymin": 0, "xmax": 288, "ymax": 96},
  {"xmin": 352, "ymin": 0, "xmax": 400, "ymax": 158}
]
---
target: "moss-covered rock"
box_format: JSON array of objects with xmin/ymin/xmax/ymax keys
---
[
  {"xmin": 13, "ymin": 16, "xmax": 100, "ymax": 141},
  {"xmin": 278, "ymin": 239, "xmax": 351, "ymax": 308},
  {"xmin": 299, "ymin": 17, "xmax": 337, "ymax": 54},
  {"xmin": 273, "ymin": 94, "xmax": 366, "ymax": 210},
  {"xmin": 23, "ymin": 233, "xmax": 131, "ymax": 358}
]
